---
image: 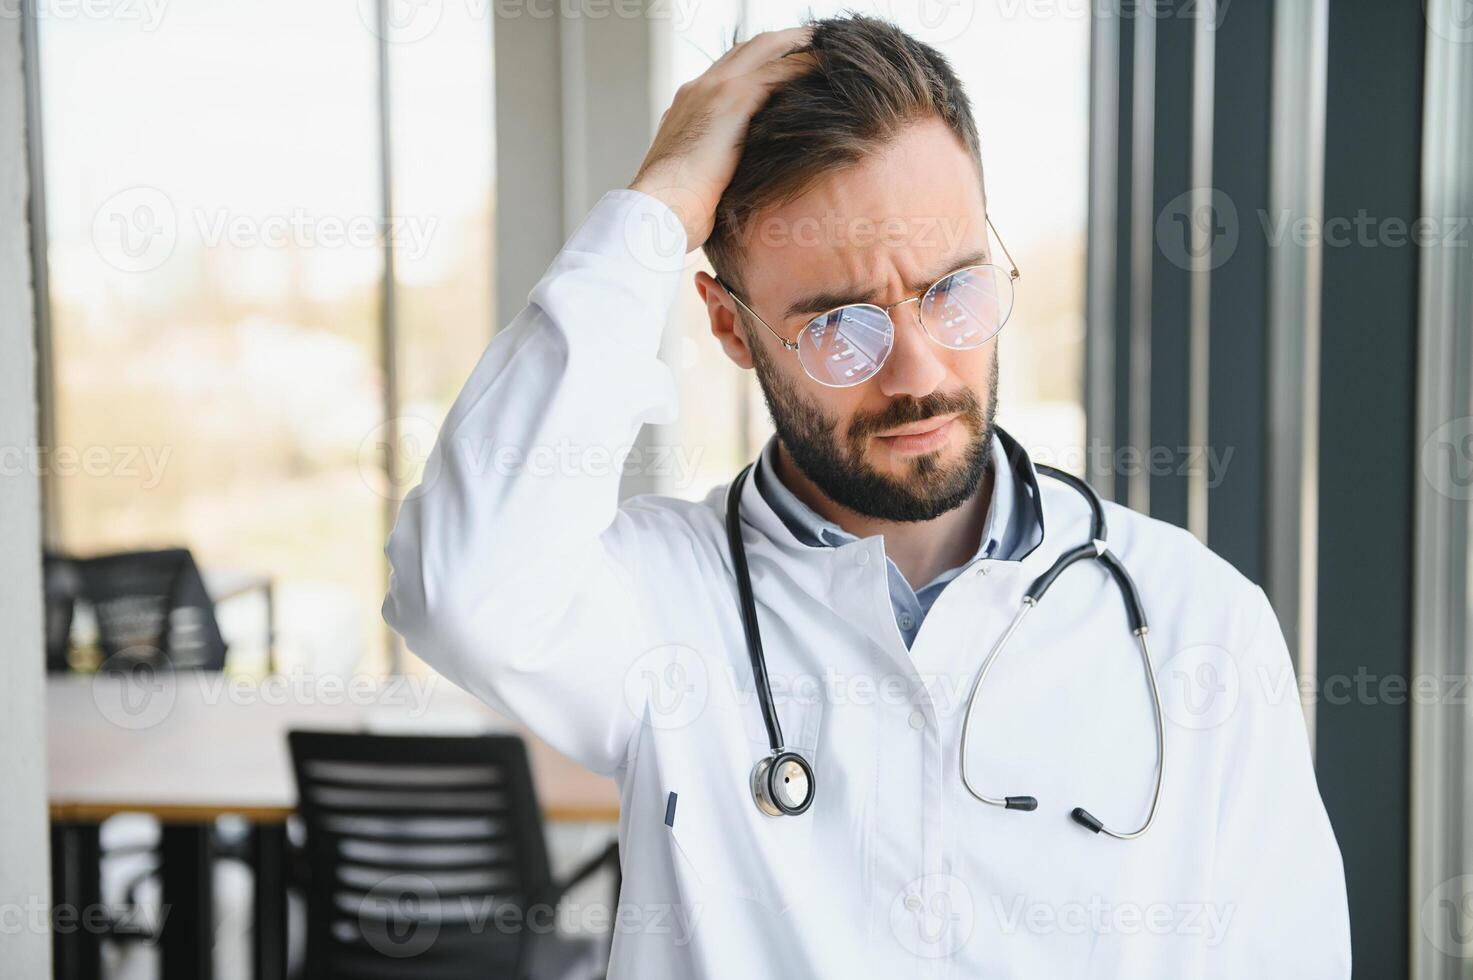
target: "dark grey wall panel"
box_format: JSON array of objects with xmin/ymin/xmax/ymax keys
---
[
  {"xmin": 1206, "ymin": 0, "xmax": 1274, "ymax": 583},
  {"xmin": 1315, "ymin": 0, "xmax": 1424, "ymax": 975},
  {"xmin": 1111, "ymin": 8, "xmax": 1136, "ymax": 504},
  {"xmin": 1145, "ymin": 5, "xmax": 1195, "ymax": 528}
]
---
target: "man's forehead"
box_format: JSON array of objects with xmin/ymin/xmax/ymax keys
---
[
  {"xmin": 740, "ymin": 198, "xmax": 989, "ymax": 315},
  {"xmin": 735, "ymin": 118, "xmax": 989, "ymax": 311}
]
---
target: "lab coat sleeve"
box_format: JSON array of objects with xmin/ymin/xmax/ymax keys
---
[
  {"xmin": 382, "ymin": 188, "xmax": 687, "ymax": 776},
  {"xmin": 1209, "ymin": 586, "xmax": 1352, "ymax": 977}
]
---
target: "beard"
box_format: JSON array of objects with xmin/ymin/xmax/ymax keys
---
[{"xmin": 747, "ymin": 330, "xmax": 998, "ymax": 522}]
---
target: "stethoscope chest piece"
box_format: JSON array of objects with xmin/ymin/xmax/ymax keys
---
[{"xmin": 751, "ymin": 751, "xmax": 815, "ymax": 817}]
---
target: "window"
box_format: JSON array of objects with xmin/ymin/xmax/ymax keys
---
[{"xmin": 35, "ymin": 0, "xmax": 494, "ymax": 674}]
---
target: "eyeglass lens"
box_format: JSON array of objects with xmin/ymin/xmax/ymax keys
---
[{"xmin": 794, "ymin": 265, "xmax": 1014, "ymax": 387}]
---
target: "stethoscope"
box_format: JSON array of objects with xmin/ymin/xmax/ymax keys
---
[{"xmin": 724, "ymin": 460, "xmax": 1166, "ymax": 839}]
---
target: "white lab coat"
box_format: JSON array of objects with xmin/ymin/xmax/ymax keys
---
[{"xmin": 384, "ymin": 189, "xmax": 1352, "ymax": 978}]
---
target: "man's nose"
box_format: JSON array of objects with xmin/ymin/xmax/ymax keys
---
[{"xmin": 875, "ymin": 300, "xmax": 947, "ymax": 399}]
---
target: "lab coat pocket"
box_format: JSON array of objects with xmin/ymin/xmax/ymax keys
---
[{"xmin": 666, "ymin": 747, "xmax": 818, "ymax": 917}]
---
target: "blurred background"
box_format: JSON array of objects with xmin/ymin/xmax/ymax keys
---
[{"xmin": 0, "ymin": 0, "xmax": 1469, "ymax": 978}]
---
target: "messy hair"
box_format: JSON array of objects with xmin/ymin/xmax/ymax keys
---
[{"xmin": 702, "ymin": 13, "xmax": 985, "ymax": 292}]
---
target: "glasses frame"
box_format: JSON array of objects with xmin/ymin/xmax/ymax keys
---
[{"xmin": 717, "ymin": 215, "xmax": 1021, "ymax": 388}]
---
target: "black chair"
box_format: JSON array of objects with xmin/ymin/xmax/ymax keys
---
[
  {"xmin": 42, "ymin": 552, "xmax": 83, "ymax": 672},
  {"xmin": 56, "ymin": 548, "xmax": 234, "ymax": 940},
  {"xmin": 75, "ymin": 547, "xmax": 227, "ymax": 671},
  {"xmin": 288, "ymin": 731, "xmax": 619, "ymax": 980}
]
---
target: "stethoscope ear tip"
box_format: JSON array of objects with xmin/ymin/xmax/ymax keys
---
[
  {"xmin": 1004, "ymin": 795, "xmax": 1038, "ymax": 811},
  {"xmin": 1070, "ymin": 807, "xmax": 1105, "ymax": 834}
]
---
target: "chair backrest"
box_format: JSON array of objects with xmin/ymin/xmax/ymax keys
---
[
  {"xmin": 42, "ymin": 553, "xmax": 83, "ymax": 673},
  {"xmin": 288, "ymin": 731, "xmax": 556, "ymax": 980},
  {"xmin": 75, "ymin": 548, "xmax": 227, "ymax": 671}
]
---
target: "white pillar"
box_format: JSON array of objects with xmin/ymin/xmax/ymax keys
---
[
  {"xmin": 493, "ymin": 2, "xmax": 671, "ymax": 498},
  {"xmin": 0, "ymin": 7, "xmax": 53, "ymax": 976}
]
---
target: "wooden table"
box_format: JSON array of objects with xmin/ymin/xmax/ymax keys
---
[{"xmin": 47, "ymin": 672, "xmax": 619, "ymax": 980}]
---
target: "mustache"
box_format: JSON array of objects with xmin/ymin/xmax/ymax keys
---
[{"xmin": 846, "ymin": 389, "xmax": 984, "ymax": 442}]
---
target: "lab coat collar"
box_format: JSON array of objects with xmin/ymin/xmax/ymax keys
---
[{"xmin": 711, "ymin": 426, "xmax": 1055, "ymax": 666}]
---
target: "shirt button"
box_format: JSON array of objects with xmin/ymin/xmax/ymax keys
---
[
  {"xmin": 898, "ymin": 612, "xmax": 915, "ymax": 631},
  {"xmin": 855, "ymin": 550, "xmax": 870, "ymax": 566},
  {"xmin": 973, "ymin": 564, "xmax": 989, "ymax": 577},
  {"xmin": 904, "ymin": 894, "xmax": 923, "ymax": 912},
  {"xmin": 908, "ymin": 710, "xmax": 926, "ymax": 731}
]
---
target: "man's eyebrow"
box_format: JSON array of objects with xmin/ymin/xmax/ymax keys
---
[{"xmin": 780, "ymin": 249, "xmax": 991, "ymax": 321}]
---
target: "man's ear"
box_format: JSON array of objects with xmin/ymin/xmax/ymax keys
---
[{"xmin": 695, "ymin": 270, "xmax": 755, "ymax": 371}]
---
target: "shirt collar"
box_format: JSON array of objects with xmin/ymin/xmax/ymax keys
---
[{"xmin": 752, "ymin": 425, "xmax": 1041, "ymax": 563}]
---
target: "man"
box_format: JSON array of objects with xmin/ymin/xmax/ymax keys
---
[{"xmin": 385, "ymin": 15, "xmax": 1350, "ymax": 977}]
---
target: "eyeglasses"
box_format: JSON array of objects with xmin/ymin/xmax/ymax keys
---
[{"xmin": 718, "ymin": 215, "xmax": 1020, "ymax": 388}]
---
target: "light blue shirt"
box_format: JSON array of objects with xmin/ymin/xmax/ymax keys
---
[{"xmin": 753, "ymin": 426, "xmax": 1043, "ymax": 649}]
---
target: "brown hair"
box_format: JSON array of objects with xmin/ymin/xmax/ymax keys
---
[{"xmin": 703, "ymin": 14, "xmax": 985, "ymax": 293}]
